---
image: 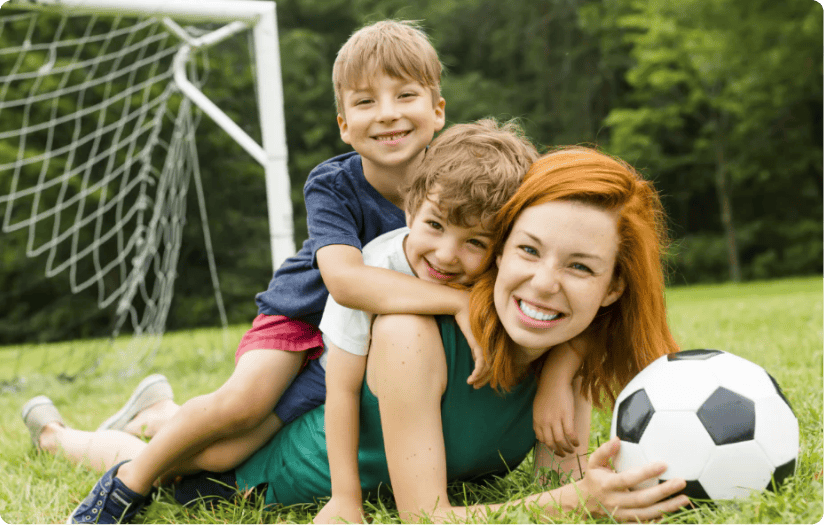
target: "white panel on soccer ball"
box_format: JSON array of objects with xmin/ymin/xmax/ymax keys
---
[
  {"xmin": 640, "ymin": 360, "xmax": 720, "ymax": 411},
  {"xmin": 610, "ymin": 405, "xmax": 618, "ymax": 439},
  {"xmin": 705, "ymin": 353, "xmax": 776, "ymax": 401},
  {"xmin": 698, "ymin": 441, "xmax": 774, "ymax": 500},
  {"xmin": 754, "ymin": 395, "xmax": 800, "ymax": 467},
  {"xmin": 615, "ymin": 441, "xmax": 656, "ymax": 489},
  {"xmin": 638, "ymin": 412, "xmax": 715, "ymax": 481},
  {"xmin": 615, "ymin": 357, "xmax": 665, "ymax": 407}
]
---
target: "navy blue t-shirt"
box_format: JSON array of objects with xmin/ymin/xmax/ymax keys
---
[{"xmin": 255, "ymin": 152, "xmax": 406, "ymax": 326}]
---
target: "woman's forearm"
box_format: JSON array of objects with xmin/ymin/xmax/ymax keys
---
[{"xmin": 417, "ymin": 484, "xmax": 578, "ymax": 523}]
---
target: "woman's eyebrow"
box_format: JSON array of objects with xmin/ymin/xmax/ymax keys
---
[
  {"xmin": 514, "ymin": 230, "xmax": 543, "ymax": 245},
  {"xmin": 570, "ymin": 252, "xmax": 605, "ymax": 262}
]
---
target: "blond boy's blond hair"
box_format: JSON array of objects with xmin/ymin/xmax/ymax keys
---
[
  {"xmin": 333, "ymin": 20, "xmax": 442, "ymax": 116},
  {"xmin": 404, "ymin": 119, "xmax": 538, "ymax": 227}
]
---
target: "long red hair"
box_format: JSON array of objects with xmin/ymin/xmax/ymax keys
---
[{"xmin": 469, "ymin": 147, "xmax": 678, "ymax": 408}]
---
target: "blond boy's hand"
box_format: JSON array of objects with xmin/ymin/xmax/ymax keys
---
[
  {"xmin": 534, "ymin": 375, "xmax": 579, "ymax": 456},
  {"xmin": 314, "ymin": 496, "xmax": 364, "ymax": 524},
  {"xmin": 454, "ymin": 297, "xmax": 487, "ymax": 387}
]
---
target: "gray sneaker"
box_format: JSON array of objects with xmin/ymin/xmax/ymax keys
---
[
  {"xmin": 21, "ymin": 395, "xmax": 63, "ymax": 448},
  {"xmin": 97, "ymin": 374, "xmax": 173, "ymax": 432}
]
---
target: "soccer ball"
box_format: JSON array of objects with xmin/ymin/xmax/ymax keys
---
[{"xmin": 610, "ymin": 349, "xmax": 798, "ymax": 501}]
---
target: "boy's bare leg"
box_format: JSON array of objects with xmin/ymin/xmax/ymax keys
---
[
  {"xmin": 158, "ymin": 412, "xmax": 285, "ymax": 483},
  {"xmin": 115, "ymin": 349, "xmax": 305, "ymax": 495},
  {"xmin": 122, "ymin": 399, "xmax": 180, "ymax": 438},
  {"xmin": 39, "ymin": 423, "xmax": 147, "ymax": 474}
]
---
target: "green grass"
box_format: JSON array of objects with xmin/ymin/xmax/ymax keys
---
[{"xmin": 1, "ymin": 276, "xmax": 821, "ymax": 523}]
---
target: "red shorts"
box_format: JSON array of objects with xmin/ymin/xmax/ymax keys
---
[{"xmin": 235, "ymin": 314, "xmax": 324, "ymax": 366}]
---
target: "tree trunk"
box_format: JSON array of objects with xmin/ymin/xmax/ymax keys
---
[{"xmin": 714, "ymin": 141, "xmax": 742, "ymax": 282}]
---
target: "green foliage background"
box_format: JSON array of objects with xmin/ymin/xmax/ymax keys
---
[{"xmin": 0, "ymin": 0, "xmax": 821, "ymax": 344}]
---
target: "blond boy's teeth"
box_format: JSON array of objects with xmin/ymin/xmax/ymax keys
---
[
  {"xmin": 376, "ymin": 131, "xmax": 409, "ymax": 141},
  {"xmin": 519, "ymin": 300, "xmax": 561, "ymax": 321}
]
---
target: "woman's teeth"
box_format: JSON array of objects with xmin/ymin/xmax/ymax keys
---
[{"xmin": 519, "ymin": 300, "xmax": 561, "ymax": 321}]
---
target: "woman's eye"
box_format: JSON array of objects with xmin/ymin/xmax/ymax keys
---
[
  {"xmin": 519, "ymin": 245, "xmax": 538, "ymax": 257},
  {"xmin": 571, "ymin": 262, "xmax": 593, "ymax": 274}
]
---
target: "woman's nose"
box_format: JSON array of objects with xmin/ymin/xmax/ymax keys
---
[{"xmin": 532, "ymin": 265, "xmax": 561, "ymax": 295}]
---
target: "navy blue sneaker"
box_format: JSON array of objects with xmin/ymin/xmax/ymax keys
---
[{"xmin": 68, "ymin": 460, "xmax": 147, "ymax": 523}]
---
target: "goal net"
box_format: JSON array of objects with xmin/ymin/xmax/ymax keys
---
[{"xmin": 0, "ymin": 0, "xmax": 294, "ymax": 385}]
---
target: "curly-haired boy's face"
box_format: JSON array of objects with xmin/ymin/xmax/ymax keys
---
[
  {"xmin": 337, "ymin": 72, "xmax": 444, "ymax": 177},
  {"xmin": 404, "ymin": 195, "xmax": 492, "ymax": 286}
]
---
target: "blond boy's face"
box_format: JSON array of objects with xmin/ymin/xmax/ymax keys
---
[
  {"xmin": 337, "ymin": 72, "xmax": 445, "ymax": 175},
  {"xmin": 404, "ymin": 194, "xmax": 493, "ymax": 286}
]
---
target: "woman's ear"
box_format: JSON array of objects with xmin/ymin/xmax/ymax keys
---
[{"xmin": 601, "ymin": 275, "xmax": 625, "ymax": 307}]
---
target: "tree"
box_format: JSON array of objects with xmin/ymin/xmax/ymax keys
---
[{"xmin": 587, "ymin": 0, "xmax": 822, "ymax": 283}]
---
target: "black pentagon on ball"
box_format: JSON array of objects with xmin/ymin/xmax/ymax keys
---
[
  {"xmin": 767, "ymin": 372, "xmax": 795, "ymax": 416},
  {"xmin": 617, "ymin": 389, "xmax": 654, "ymax": 444},
  {"xmin": 667, "ymin": 349, "xmax": 724, "ymax": 361},
  {"xmin": 697, "ymin": 387, "xmax": 755, "ymax": 445},
  {"xmin": 766, "ymin": 458, "xmax": 797, "ymax": 492},
  {"xmin": 662, "ymin": 479, "xmax": 712, "ymax": 502}
]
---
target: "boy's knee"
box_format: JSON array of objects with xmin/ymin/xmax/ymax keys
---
[{"xmin": 213, "ymin": 386, "xmax": 272, "ymax": 430}]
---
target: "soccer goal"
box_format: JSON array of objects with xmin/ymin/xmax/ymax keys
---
[{"xmin": 0, "ymin": 0, "xmax": 294, "ymax": 383}]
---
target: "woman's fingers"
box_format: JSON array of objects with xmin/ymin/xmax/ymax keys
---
[
  {"xmin": 599, "ymin": 478, "xmax": 690, "ymax": 522},
  {"xmin": 583, "ymin": 437, "xmax": 691, "ymax": 521},
  {"xmin": 612, "ymin": 494, "xmax": 691, "ymax": 523},
  {"xmin": 622, "ymin": 477, "xmax": 686, "ymax": 508},
  {"xmin": 611, "ymin": 459, "xmax": 668, "ymax": 490},
  {"xmin": 588, "ymin": 436, "xmax": 621, "ymax": 469}
]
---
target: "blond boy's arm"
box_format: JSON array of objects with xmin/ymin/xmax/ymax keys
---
[
  {"xmin": 317, "ymin": 244, "xmax": 467, "ymax": 315},
  {"xmin": 314, "ymin": 343, "xmax": 366, "ymax": 524},
  {"xmin": 317, "ymin": 244, "xmax": 486, "ymax": 381}
]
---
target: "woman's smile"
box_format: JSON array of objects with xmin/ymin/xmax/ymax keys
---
[{"xmin": 514, "ymin": 297, "xmax": 565, "ymax": 328}]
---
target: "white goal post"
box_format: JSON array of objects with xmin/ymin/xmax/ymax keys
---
[{"xmin": 0, "ymin": 0, "xmax": 294, "ymax": 378}]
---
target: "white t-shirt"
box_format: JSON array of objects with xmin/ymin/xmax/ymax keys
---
[{"xmin": 318, "ymin": 227, "xmax": 413, "ymax": 369}]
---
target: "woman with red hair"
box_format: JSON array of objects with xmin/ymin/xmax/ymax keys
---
[{"xmin": 352, "ymin": 146, "xmax": 684, "ymax": 522}]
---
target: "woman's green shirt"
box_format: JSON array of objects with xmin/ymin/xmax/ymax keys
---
[{"xmin": 235, "ymin": 316, "xmax": 537, "ymax": 505}]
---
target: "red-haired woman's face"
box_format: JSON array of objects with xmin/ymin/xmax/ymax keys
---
[{"xmin": 493, "ymin": 200, "xmax": 624, "ymax": 363}]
